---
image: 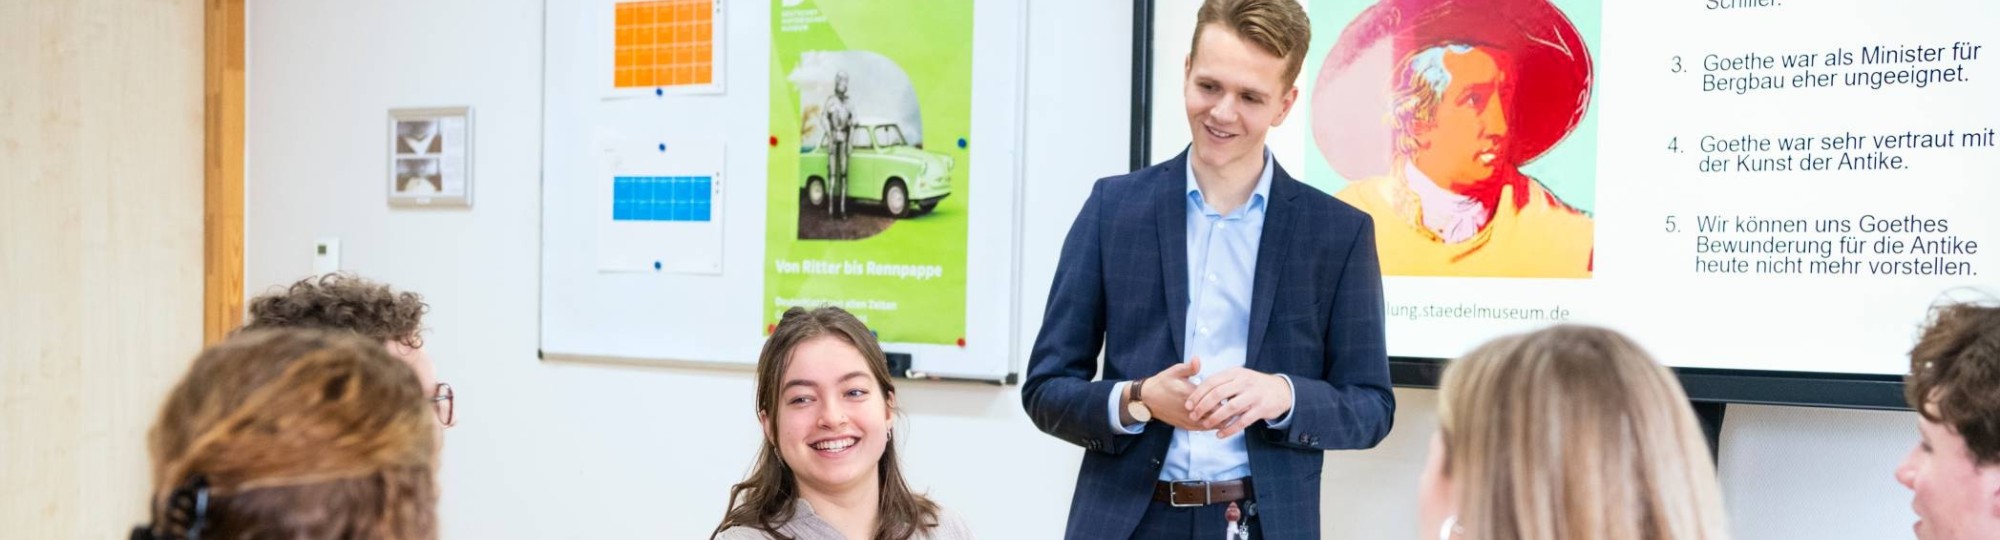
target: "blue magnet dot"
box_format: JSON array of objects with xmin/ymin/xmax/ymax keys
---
[
  {"xmin": 658, "ymin": 143, "xmax": 667, "ymax": 152},
  {"xmin": 957, "ymin": 137, "xmax": 968, "ymax": 149},
  {"xmin": 653, "ymin": 261, "xmax": 662, "ymax": 271},
  {"xmin": 654, "ymin": 88, "xmax": 664, "ymax": 97}
]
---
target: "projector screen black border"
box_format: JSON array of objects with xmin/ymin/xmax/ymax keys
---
[{"xmin": 1389, "ymin": 357, "xmax": 1906, "ymax": 410}]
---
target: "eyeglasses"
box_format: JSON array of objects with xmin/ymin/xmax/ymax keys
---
[{"xmin": 432, "ymin": 382, "xmax": 456, "ymax": 428}]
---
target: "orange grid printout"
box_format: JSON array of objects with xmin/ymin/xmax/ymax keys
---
[{"xmin": 614, "ymin": 0, "xmax": 716, "ymax": 88}]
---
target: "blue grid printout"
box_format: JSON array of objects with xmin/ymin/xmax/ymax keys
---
[{"xmin": 612, "ymin": 176, "xmax": 713, "ymax": 222}]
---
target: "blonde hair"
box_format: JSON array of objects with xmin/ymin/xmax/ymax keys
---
[
  {"xmin": 1437, "ymin": 325, "xmax": 1730, "ymax": 540},
  {"xmin": 142, "ymin": 328, "xmax": 438, "ymax": 540},
  {"xmin": 1190, "ymin": 0, "xmax": 1312, "ymax": 86}
]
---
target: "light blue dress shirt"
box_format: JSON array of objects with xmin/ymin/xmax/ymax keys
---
[{"xmin": 1105, "ymin": 148, "xmax": 1296, "ymax": 482}]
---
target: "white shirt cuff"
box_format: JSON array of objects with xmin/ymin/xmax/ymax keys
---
[
  {"xmin": 1266, "ymin": 374, "xmax": 1298, "ymax": 429},
  {"xmin": 1107, "ymin": 380, "xmax": 1146, "ymax": 434}
]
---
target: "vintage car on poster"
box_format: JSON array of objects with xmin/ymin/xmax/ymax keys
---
[{"xmin": 798, "ymin": 121, "xmax": 952, "ymax": 218}]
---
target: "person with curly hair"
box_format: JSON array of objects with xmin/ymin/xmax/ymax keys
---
[
  {"xmin": 1897, "ymin": 298, "xmax": 2000, "ymax": 540},
  {"xmin": 131, "ymin": 328, "xmax": 439, "ymax": 540},
  {"xmin": 240, "ymin": 273, "xmax": 454, "ymax": 431}
]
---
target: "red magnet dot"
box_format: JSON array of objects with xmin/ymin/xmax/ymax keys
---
[
  {"xmin": 768, "ymin": 135, "xmax": 778, "ymax": 147},
  {"xmin": 956, "ymin": 337, "xmax": 966, "ymax": 348}
]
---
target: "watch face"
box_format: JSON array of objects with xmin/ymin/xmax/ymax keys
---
[{"xmin": 1127, "ymin": 401, "xmax": 1152, "ymax": 422}]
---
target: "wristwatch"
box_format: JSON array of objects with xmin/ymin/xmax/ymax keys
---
[{"xmin": 1125, "ymin": 377, "xmax": 1152, "ymax": 423}]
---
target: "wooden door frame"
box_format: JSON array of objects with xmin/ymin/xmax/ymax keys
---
[{"xmin": 204, "ymin": 0, "xmax": 245, "ymax": 344}]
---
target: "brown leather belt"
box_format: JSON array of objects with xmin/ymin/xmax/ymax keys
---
[{"xmin": 1152, "ymin": 477, "xmax": 1253, "ymax": 507}]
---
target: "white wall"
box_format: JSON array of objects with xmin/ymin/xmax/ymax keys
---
[
  {"xmin": 246, "ymin": 1, "xmax": 1919, "ymax": 538},
  {"xmin": 1, "ymin": 0, "xmax": 205, "ymax": 537},
  {"xmin": 1720, "ymin": 405, "xmax": 1916, "ymax": 539}
]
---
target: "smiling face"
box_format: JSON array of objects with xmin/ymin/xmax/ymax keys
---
[
  {"xmin": 1407, "ymin": 46, "xmax": 1511, "ymax": 191},
  {"xmin": 764, "ymin": 335, "xmax": 893, "ymax": 499},
  {"xmin": 1897, "ymin": 410, "xmax": 2000, "ymax": 540},
  {"xmin": 1184, "ymin": 23, "xmax": 1298, "ymax": 173}
]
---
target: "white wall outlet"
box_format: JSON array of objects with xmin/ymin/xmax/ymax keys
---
[{"xmin": 313, "ymin": 237, "xmax": 341, "ymax": 274}]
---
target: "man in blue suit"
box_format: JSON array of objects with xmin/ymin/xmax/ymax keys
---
[{"xmin": 1021, "ymin": 1, "xmax": 1393, "ymax": 538}]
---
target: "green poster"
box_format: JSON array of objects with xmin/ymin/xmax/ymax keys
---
[{"xmin": 765, "ymin": 0, "xmax": 972, "ymax": 344}]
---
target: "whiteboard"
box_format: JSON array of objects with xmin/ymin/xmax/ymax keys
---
[{"xmin": 541, "ymin": 0, "xmax": 1028, "ymax": 382}]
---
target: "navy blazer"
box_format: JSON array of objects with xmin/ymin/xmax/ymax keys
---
[{"xmin": 1021, "ymin": 151, "xmax": 1395, "ymax": 540}]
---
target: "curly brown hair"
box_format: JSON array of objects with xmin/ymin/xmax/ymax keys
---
[
  {"xmin": 242, "ymin": 273, "xmax": 429, "ymax": 348},
  {"xmin": 143, "ymin": 328, "xmax": 438, "ymax": 539},
  {"xmin": 1905, "ymin": 299, "xmax": 2000, "ymax": 465}
]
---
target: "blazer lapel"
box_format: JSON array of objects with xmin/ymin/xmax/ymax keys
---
[
  {"xmin": 1157, "ymin": 152, "xmax": 1191, "ymax": 362},
  {"xmin": 1245, "ymin": 165, "xmax": 1299, "ymax": 369}
]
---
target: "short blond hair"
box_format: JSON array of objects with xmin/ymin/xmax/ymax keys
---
[
  {"xmin": 1190, "ymin": 0, "xmax": 1312, "ymax": 87},
  {"xmin": 1438, "ymin": 325, "xmax": 1731, "ymax": 540}
]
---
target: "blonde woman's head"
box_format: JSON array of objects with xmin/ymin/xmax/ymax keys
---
[{"xmin": 1422, "ymin": 324, "xmax": 1730, "ymax": 540}]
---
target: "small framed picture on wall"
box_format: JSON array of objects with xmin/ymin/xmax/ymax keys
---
[{"xmin": 388, "ymin": 106, "xmax": 473, "ymax": 207}]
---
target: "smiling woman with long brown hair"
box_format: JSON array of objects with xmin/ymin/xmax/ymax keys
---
[{"xmin": 712, "ymin": 306, "xmax": 972, "ymax": 540}]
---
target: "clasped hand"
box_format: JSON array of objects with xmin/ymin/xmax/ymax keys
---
[{"xmin": 1140, "ymin": 356, "xmax": 1292, "ymax": 439}]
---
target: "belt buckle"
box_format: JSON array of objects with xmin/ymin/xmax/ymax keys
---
[{"xmin": 1169, "ymin": 480, "xmax": 1211, "ymax": 508}]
